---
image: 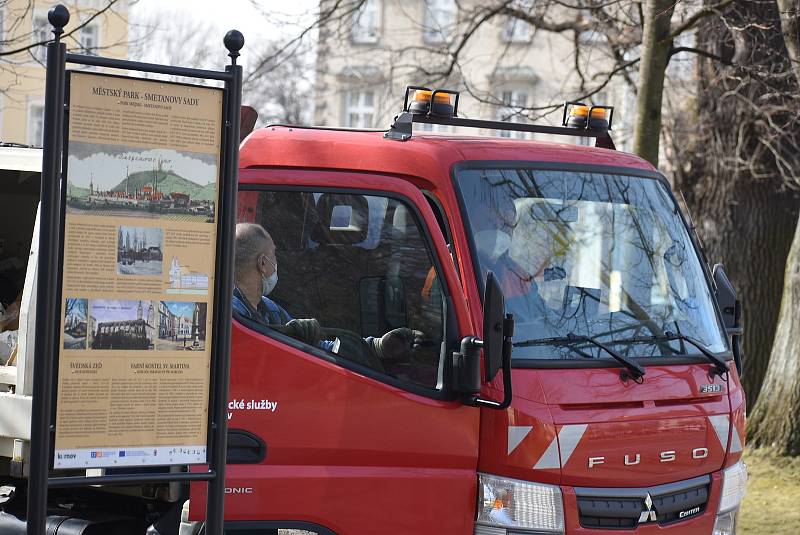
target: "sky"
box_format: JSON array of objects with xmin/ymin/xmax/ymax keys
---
[
  {"xmin": 92, "ymin": 299, "xmax": 151, "ymax": 322},
  {"xmin": 163, "ymin": 300, "xmax": 197, "ymax": 319},
  {"xmin": 130, "ymin": 0, "xmax": 318, "ymax": 71}
]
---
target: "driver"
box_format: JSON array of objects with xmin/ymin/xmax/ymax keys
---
[{"xmin": 233, "ymin": 223, "xmax": 421, "ymax": 361}]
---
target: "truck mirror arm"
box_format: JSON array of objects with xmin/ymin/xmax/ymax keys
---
[
  {"xmin": 712, "ymin": 264, "xmax": 744, "ymax": 376},
  {"xmin": 452, "ymin": 314, "xmax": 514, "ymax": 410}
]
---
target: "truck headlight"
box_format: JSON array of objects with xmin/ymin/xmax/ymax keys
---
[
  {"xmin": 476, "ymin": 473, "xmax": 564, "ymax": 534},
  {"xmin": 712, "ymin": 510, "xmax": 737, "ymax": 535},
  {"xmin": 718, "ymin": 460, "xmax": 747, "ymax": 513},
  {"xmin": 712, "ymin": 460, "xmax": 747, "ymax": 535}
]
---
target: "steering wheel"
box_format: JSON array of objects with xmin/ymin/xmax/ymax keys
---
[
  {"xmin": 407, "ymin": 333, "xmax": 440, "ymax": 367},
  {"xmin": 322, "ymin": 327, "xmax": 385, "ymax": 373}
]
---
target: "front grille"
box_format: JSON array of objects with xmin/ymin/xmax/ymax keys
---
[{"xmin": 575, "ymin": 475, "xmax": 710, "ymax": 530}]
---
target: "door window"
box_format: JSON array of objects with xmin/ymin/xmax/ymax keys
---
[{"xmin": 234, "ymin": 189, "xmax": 447, "ymax": 390}]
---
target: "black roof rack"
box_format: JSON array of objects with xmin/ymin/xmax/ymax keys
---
[{"xmin": 385, "ymin": 86, "xmax": 616, "ymax": 150}]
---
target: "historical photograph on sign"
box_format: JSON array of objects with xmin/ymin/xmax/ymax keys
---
[
  {"xmin": 167, "ymin": 255, "xmax": 209, "ymax": 295},
  {"xmin": 89, "ymin": 299, "xmax": 157, "ymax": 350},
  {"xmin": 117, "ymin": 226, "xmax": 163, "ymax": 276},
  {"xmin": 157, "ymin": 301, "xmax": 207, "ymax": 351},
  {"xmin": 66, "ymin": 142, "xmax": 217, "ymax": 222},
  {"xmin": 63, "ymin": 298, "xmax": 89, "ymax": 350}
]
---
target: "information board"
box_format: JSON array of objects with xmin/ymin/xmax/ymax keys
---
[{"xmin": 54, "ymin": 71, "xmax": 223, "ymax": 469}]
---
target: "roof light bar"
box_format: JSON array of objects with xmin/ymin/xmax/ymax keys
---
[
  {"xmin": 386, "ymin": 86, "xmax": 617, "ymax": 150},
  {"xmin": 562, "ymin": 101, "xmax": 615, "ymax": 131},
  {"xmin": 403, "ymin": 85, "xmax": 460, "ymax": 117}
]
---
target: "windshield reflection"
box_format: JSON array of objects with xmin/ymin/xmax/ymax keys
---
[{"xmin": 456, "ymin": 168, "xmax": 727, "ymax": 360}]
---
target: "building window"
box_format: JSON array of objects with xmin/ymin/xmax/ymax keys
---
[
  {"xmin": 501, "ymin": 0, "xmax": 534, "ymax": 43},
  {"xmin": 352, "ymin": 0, "xmax": 381, "ymax": 44},
  {"xmin": 28, "ymin": 102, "xmax": 44, "ymax": 146},
  {"xmin": 423, "ymin": 0, "xmax": 456, "ymax": 43},
  {"xmin": 497, "ymin": 90, "xmax": 528, "ymax": 138},
  {"xmin": 32, "ymin": 14, "xmax": 49, "ymax": 62},
  {"xmin": 344, "ymin": 89, "xmax": 375, "ymax": 127},
  {"xmin": 80, "ymin": 24, "xmax": 100, "ymax": 55}
]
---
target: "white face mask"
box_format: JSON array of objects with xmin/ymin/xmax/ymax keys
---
[
  {"xmin": 261, "ymin": 268, "xmax": 278, "ymax": 296},
  {"xmin": 475, "ymin": 230, "xmax": 512, "ymax": 261},
  {"xmin": 260, "ymin": 254, "xmax": 278, "ymax": 296}
]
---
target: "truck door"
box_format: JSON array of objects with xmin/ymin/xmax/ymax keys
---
[{"xmin": 223, "ymin": 169, "xmax": 478, "ymax": 534}]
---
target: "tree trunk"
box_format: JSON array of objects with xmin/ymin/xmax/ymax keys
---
[
  {"xmin": 776, "ymin": 0, "xmax": 800, "ymax": 83},
  {"xmin": 677, "ymin": 0, "xmax": 800, "ymax": 404},
  {"xmin": 747, "ymin": 0, "xmax": 800, "ymax": 451},
  {"xmin": 678, "ymin": 176, "xmax": 800, "ymax": 403},
  {"xmin": 748, "ymin": 215, "xmax": 800, "ymax": 454},
  {"xmin": 633, "ymin": 0, "xmax": 675, "ymax": 165}
]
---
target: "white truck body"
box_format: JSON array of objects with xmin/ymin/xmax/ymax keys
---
[{"xmin": 0, "ymin": 146, "xmax": 41, "ymax": 466}]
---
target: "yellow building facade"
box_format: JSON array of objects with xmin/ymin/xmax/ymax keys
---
[{"xmin": 0, "ymin": 0, "xmax": 129, "ymax": 146}]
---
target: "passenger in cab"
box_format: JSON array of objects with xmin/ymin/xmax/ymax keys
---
[{"xmin": 467, "ymin": 193, "xmax": 552, "ymax": 330}]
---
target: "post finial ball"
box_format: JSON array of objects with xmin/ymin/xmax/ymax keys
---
[
  {"xmin": 224, "ymin": 30, "xmax": 245, "ymax": 54},
  {"xmin": 48, "ymin": 4, "xmax": 70, "ymax": 31}
]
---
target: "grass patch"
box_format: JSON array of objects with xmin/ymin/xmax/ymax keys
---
[{"xmin": 738, "ymin": 447, "xmax": 800, "ymax": 534}]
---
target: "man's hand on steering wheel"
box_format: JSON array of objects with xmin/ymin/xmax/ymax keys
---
[
  {"xmin": 285, "ymin": 318, "xmax": 322, "ymax": 346},
  {"xmin": 370, "ymin": 328, "xmax": 426, "ymax": 362}
]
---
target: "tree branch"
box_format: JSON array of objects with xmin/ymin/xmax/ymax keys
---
[
  {"xmin": 0, "ymin": 0, "xmax": 121, "ymax": 57},
  {"xmin": 666, "ymin": 0, "xmax": 735, "ymax": 41},
  {"xmin": 501, "ymin": 6, "xmax": 592, "ymax": 34},
  {"xmin": 247, "ymin": 0, "xmax": 364, "ymax": 81},
  {"xmin": 669, "ymin": 45, "xmax": 731, "ymax": 64}
]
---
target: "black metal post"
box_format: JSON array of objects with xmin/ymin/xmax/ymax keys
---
[
  {"xmin": 27, "ymin": 5, "xmax": 69, "ymax": 535},
  {"xmin": 204, "ymin": 30, "xmax": 243, "ymax": 535}
]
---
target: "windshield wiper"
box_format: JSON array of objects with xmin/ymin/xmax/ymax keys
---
[
  {"xmin": 515, "ymin": 332, "xmax": 645, "ymax": 381},
  {"xmin": 612, "ymin": 331, "xmax": 729, "ymax": 377}
]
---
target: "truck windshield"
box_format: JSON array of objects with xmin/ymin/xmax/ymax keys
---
[{"xmin": 455, "ymin": 167, "xmax": 727, "ymax": 361}]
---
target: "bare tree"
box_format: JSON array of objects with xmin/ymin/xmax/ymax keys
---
[
  {"xmin": 244, "ymin": 43, "xmax": 314, "ymax": 125},
  {"xmin": 671, "ymin": 0, "xmax": 800, "ymax": 404},
  {"xmin": 746, "ymin": 0, "xmax": 800, "ymax": 453},
  {"xmin": 128, "ymin": 8, "xmax": 314, "ymax": 125},
  {"xmin": 128, "ymin": 10, "xmax": 221, "ymax": 85}
]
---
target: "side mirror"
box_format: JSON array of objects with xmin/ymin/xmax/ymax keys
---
[
  {"xmin": 483, "ymin": 271, "xmax": 505, "ymax": 381},
  {"xmin": 451, "ymin": 271, "xmax": 514, "ymax": 409},
  {"xmin": 712, "ymin": 264, "xmax": 744, "ymax": 375}
]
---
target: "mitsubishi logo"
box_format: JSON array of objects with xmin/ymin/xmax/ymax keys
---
[{"xmin": 638, "ymin": 493, "xmax": 657, "ymax": 524}]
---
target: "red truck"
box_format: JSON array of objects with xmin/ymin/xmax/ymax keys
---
[
  {"xmin": 0, "ymin": 87, "xmax": 747, "ymax": 535},
  {"xmin": 189, "ymin": 88, "xmax": 748, "ymax": 534}
]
